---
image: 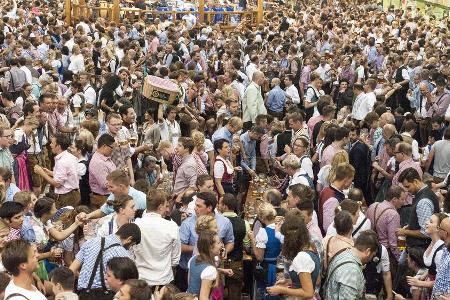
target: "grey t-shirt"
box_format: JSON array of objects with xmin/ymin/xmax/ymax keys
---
[{"xmin": 433, "ymin": 140, "xmax": 450, "ymax": 179}]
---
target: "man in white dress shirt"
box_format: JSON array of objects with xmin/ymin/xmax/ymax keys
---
[
  {"xmin": 352, "ymin": 83, "xmax": 372, "ymax": 122},
  {"xmin": 134, "ymin": 189, "xmax": 181, "ymax": 289},
  {"xmin": 284, "ymin": 74, "xmax": 301, "ymax": 105}
]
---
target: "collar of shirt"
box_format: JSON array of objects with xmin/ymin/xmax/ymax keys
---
[
  {"xmin": 95, "ymin": 151, "xmax": 111, "ymax": 162},
  {"xmin": 222, "ymin": 211, "xmax": 237, "ymax": 218},
  {"xmin": 143, "ymin": 212, "xmax": 162, "ymax": 218},
  {"xmin": 399, "ymin": 158, "xmax": 414, "ymax": 170},
  {"xmin": 55, "ymin": 150, "xmax": 69, "ymax": 161}
]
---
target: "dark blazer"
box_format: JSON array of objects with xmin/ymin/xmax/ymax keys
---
[{"xmin": 349, "ymin": 140, "xmax": 371, "ymax": 201}]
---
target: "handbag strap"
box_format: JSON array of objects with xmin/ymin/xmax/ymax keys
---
[{"xmin": 352, "ymin": 217, "xmax": 367, "ymax": 237}]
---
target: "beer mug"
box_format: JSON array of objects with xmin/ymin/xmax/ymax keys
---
[{"xmin": 397, "ymin": 236, "xmax": 406, "ymax": 251}]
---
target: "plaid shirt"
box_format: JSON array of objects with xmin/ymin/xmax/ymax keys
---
[
  {"xmin": 325, "ymin": 249, "xmax": 365, "ymax": 300},
  {"xmin": 433, "ymin": 247, "xmax": 450, "ymax": 296},
  {"xmin": 76, "ymin": 234, "xmax": 130, "ymax": 289},
  {"xmin": 365, "ymin": 200, "xmax": 401, "ymax": 261}
]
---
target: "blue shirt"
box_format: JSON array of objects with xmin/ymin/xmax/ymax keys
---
[
  {"xmin": 179, "ymin": 213, "xmax": 234, "ymax": 269},
  {"xmin": 5, "ymin": 183, "xmax": 20, "ymax": 202},
  {"xmin": 76, "ymin": 234, "xmax": 131, "ymax": 289},
  {"xmin": 433, "ymin": 247, "xmax": 450, "ymax": 296},
  {"xmin": 101, "ymin": 187, "xmax": 146, "ymax": 215},
  {"xmin": 21, "ymin": 215, "xmax": 36, "ymax": 243},
  {"xmin": 211, "ymin": 126, "xmax": 233, "ymax": 145},
  {"xmin": 240, "ymin": 131, "xmax": 256, "ymax": 171},
  {"xmin": 266, "ymin": 85, "xmax": 286, "ymax": 113}
]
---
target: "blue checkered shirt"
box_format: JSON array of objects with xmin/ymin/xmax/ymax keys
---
[
  {"xmin": 76, "ymin": 234, "xmax": 131, "ymax": 289},
  {"xmin": 433, "ymin": 247, "xmax": 450, "ymax": 296}
]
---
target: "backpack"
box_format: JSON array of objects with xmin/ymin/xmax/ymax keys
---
[{"xmin": 363, "ymin": 243, "xmax": 383, "ymax": 295}]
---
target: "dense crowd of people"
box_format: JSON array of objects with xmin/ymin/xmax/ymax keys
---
[{"xmin": 0, "ymin": 0, "xmax": 448, "ymax": 299}]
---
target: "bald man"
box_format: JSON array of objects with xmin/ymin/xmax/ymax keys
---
[
  {"xmin": 266, "ymin": 78, "xmax": 286, "ymax": 119},
  {"xmin": 242, "ymin": 71, "xmax": 267, "ymax": 131},
  {"xmin": 432, "ymin": 217, "xmax": 450, "ymax": 297},
  {"xmin": 372, "ymin": 123, "xmax": 397, "ymax": 161}
]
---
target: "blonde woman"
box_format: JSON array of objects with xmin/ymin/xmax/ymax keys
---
[
  {"xmin": 191, "ymin": 130, "xmax": 211, "ymax": 176},
  {"xmin": 249, "ymin": 202, "xmax": 281, "ymax": 298},
  {"xmin": 317, "ymin": 150, "xmax": 349, "ymax": 193}
]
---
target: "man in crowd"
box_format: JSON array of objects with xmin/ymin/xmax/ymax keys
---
[
  {"xmin": 89, "ymin": 133, "xmax": 117, "ymax": 208},
  {"xmin": 397, "ymin": 168, "xmax": 439, "ymax": 249},
  {"xmin": 134, "ymin": 189, "xmax": 180, "ymax": 289},
  {"xmin": 177, "ymin": 191, "xmax": 234, "ymax": 291},
  {"xmin": 70, "ymin": 223, "xmax": 141, "ymax": 298},
  {"xmin": 242, "ymin": 71, "xmax": 267, "ymax": 131},
  {"xmin": 2, "ymin": 240, "xmax": 46, "ymax": 299},
  {"xmin": 325, "ymin": 230, "xmax": 380, "ymax": 300},
  {"xmin": 34, "ymin": 133, "xmax": 80, "ymax": 208},
  {"xmin": 365, "ymin": 186, "xmax": 404, "ymax": 265}
]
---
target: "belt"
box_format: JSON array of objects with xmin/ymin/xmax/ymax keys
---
[
  {"xmin": 91, "ymin": 192, "xmax": 108, "ymax": 196},
  {"xmin": 57, "ymin": 189, "xmax": 79, "ymax": 195}
]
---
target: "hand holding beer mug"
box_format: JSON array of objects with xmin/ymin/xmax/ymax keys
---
[{"xmin": 396, "ymin": 226, "xmax": 407, "ymax": 251}]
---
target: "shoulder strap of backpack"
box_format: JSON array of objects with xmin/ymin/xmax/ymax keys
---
[
  {"xmin": 324, "ymin": 259, "xmax": 359, "ymax": 294},
  {"xmin": 352, "ymin": 217, "xmax": 367, "ymax": 237},
  {"xmin": 5, "ymin": 294, "xmax": 30, "ymax": 300}
]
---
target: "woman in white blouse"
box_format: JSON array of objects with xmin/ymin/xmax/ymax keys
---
[
  {"xmin": 98, "ymin": 195, "xmax": 136, "ymax": 237},
  {"xmin": 407, "ymin": 213, "xmax": 448, "ymax": 290},
  {"xmin": 68, "ymin": 44, "xmax": 85, "ymax": 74},
  {"xmin": 266, "ymin": 209, "xmax": 319, "ymax": 299}
]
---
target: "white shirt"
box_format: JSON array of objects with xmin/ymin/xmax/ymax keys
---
[
  {"xmin": 68, "ymin": 54, "xmax": 85, "ymax": 74},
  {"xmin": 285, "ymin": 85, "xmax": 300, "ymax": 104},
  {"xmin": 326, "ymin": 211, "xmax": 372, "ymax": 240},
  {"xmin": 159, "ymin": 119, "xmax": 181, "ymax": 146},
  {"xmin": 83, "ymin": 84, "xmax": 97, "ymax": 107},
  {"xmin": 245, "ymin": 63, "xmax": 258, "ymax": 81},
  {"xmin": 352, "ymin": 92, "xmax": 373, "ymax": 121},
  {"xmin": 423, "ymin": 239, "xmax": 445, "ymax": 269},
  {"xmin": 290, "ymin": 169, "xmax": 310, "ymax": 187},
  {"xmin": 4, "ymin": 279, "xmax": 47, "ymax": 300},
  {"xmin": 316, "ymin": 64, "xmax": 332, "ymax": 83},
  {"xmin": 134, "ymin": 212, "xmax": 181, "ymax": 286}
]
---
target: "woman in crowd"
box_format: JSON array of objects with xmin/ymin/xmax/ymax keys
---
[
  {"xmin": 406, "ymin": 213, "xmax": 448, "ymax": 291},
  {"xmin": 317, "ymin": 149, "xmax": 349, "ymax": 192},
  {"xmin": 249, "ymin": 202, "xmax": 282, "ymax": 300},
  {"xmin": 266, "ymin": 209, "xmax": 320, "ymax": 299},
  {"xmin": 213, "ymin": 139, "xmax": 235, "ymax": 196},
  {"xmin": 98, "ymin": 195, "xmax": 136, "ymax": 237},
  {"xmin": 187, "ymin": 230, "xmax": 221, "ymax": 299},
  {"xmin": 325, "ymin": 198, "xmax": 370, "ymax": 239},
  {"xmin": 31, "ymin": 197, "xmax": 83, "ymax": 277}
]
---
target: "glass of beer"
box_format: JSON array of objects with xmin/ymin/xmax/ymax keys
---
[
  {"xmin": 397, "ymin": 236, "xmax": 406, "ymax": 251},
  {"xmin": 129, "ymin": 132, "xmax": 138, "ymax": 147}
]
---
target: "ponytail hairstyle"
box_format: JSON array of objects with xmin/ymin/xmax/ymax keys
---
[{"xmin": 280, "ymin": 209, "xmax": 311, "ymax": 261}]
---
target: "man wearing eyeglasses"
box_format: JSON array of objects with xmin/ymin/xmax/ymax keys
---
[
  {"xmin": 89, "ymin": 134, "xmax": 117, "ymax": 209},
  {"xmin": 433, "ymin": 217, "xmax": 450, "ymax": 298},
  {"xmin": 0, "ymin": 126, "xmax": 14, "ymax": 177}
]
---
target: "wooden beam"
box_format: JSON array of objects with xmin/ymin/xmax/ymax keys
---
[
  {"xmin": 257, "ymin": 0, "xmax": 263, "ymax": 23},
  {"xmin": 65, "ymin": 0, "xmax": 72, "ymax": 24},
  {"xmin": 198, "ymin": 0, "xmax": 205, "ymax": 25},
  {"xmin": 113, "ymin": 0, "xmax": 120, "ymax": 23}
]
